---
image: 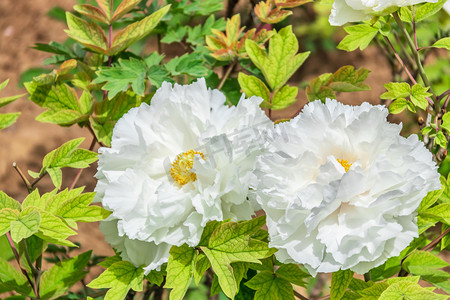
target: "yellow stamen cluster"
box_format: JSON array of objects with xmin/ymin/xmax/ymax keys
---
[
  {"xmin": 337, "ymin": 159, "xmax": 352, "ymax": 172},
  {"xmin": 170, "ymin": 150, "xmax": 205, "ymax": 186}
]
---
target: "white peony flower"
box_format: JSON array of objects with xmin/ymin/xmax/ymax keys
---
[
  {"xmin": 95, "ymin": 78, "xmax": 272, "ymax": 273},
  {"xmin": 254, "ymin": 99, "xmax": 440, "ymax": 276},
  {"xmin": 329, "ymin": 0, "xmax": 437, "ymax": 26}
]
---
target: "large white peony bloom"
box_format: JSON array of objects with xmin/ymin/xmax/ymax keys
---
[
  {"xmin": 254, "ymin": 99, "xmax": 440, "ymax": 276},
  {"xmin": 329, "ymin": 0, "xmax": 437, "ymax": 26},
  {"xmin": 95, "ymin": 78, "xmax": 272, "ymax": 273}
]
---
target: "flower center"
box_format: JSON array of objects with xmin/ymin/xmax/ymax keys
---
[
  {"xmin": 169, "ymin": 150, "xmax": 205, "ymax": 185},
  {"xmin": 337, "ymin": 158, "xmax": 352, "ymax": 172}
]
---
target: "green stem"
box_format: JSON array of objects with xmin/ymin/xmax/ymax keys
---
[
  {"xmin": 393, "ymin": 12, "xmax": 438, "ymax": 109},
  {"xmin": 20, "ymin": 240, "xmax": 39, "ymax": 277}
]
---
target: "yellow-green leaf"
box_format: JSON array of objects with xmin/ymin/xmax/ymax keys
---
[
  {"xmin": 74, "ymin": 4, "xmax": 109, "ymax": 24},
  {"xmin": 110, "ymin": 0, "xmax": 141, "ymax": 23},
  {"xmin": 109, "ymin": 5, "xmax": 170, "ymax": 55},
  {"xmin": 271, "ymin": 84, "xmax": 298, "ymax": 110},
  {"xmin": 10, "ymin": 210, "xmax": 40, "ymax": 243},
  {"xmin": 65, "ymin": 12, "xmax": 108, "ymax": 54},
  {"xmin": 0, "ymin": 112, "xmax": 20, "ymax": 130},
  {"xmin": 238, "ymin": 73, "xmax": 270, "ymax": 101}
]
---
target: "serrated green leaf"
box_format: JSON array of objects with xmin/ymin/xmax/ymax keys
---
[
  {"xmin": 88, "ymin": 261, "xmax": 144, "ymax": 300},
  {"xmin": 36, "ymin": 210, "xmax": 77, "ymax": 247},
  {"xmin": 39, "ymin": 251, "xmax": 91, "ymax": 299},
  {"xmin": 271, "ymin": 85, "xmax": 298, "ymax": 110},
  {"xmin": 378, "ymin": 281, "xmax": 447, "ymax": 299},
  {"xmin": 47, "ymin": 168, "xmax": 62, "ymax": 189},
  {"xmin": 0, "ymin": 80, "xmax": 25, "ymax": 107},
  {"xmin": 0, "ymin": 208, "xmax": 20, "ymax": 236},
  {"xmin": 166, "ymin": 244, "xmax": 196, "ymax": 300},
  {"xmin": 245, "ymin": 271, "xmax": 294, "ymax": 300},
  {"xmin": 10, "ymin": 210, "xmax": 40, "ymax": 243},
  {"xmin": 161, "ymin": 26, "xmax": 188, "ymax": 44},
  {"xmin": 327, "ymin": 66, "xmax": 370, "ymax": 92},
  {"xmin": 0, "ymin": 257, "xmax": 34, "ymax": 297},
  {"xmin": 65, "ymin": 12, "xmax": 108, "ymax": 53},
  {"xmin": 98, "ymin": 255, "xmax": 122, "ymax": 268},
  {"xmin": 194, "ymin": 253, "xmax": 210, "ymax": 285},
  {"xmin": 419, "ymin": 187, "xmax": 444, "ymax": 213},
  {"xmin": 44, "ymin": 188, "xmax": 84, "ymax": 214},
  {"xmin": 145, "ymin": 267, "xmax": 166, "ymax": 287},
  {"xmin": 337, "ymin": 23, "xmax": 378, "ymax": 52},
  {"xmin": 356, "ymin": 282, "xmax": 389, "ymax": 299},
  {"xmin": 246, "ymin": 26, "xmax": 309, "ymax": 90},
  {"xmin": 415, "ymin": 0, "xmax": 447, "ymax": 22},
  {"xmin": 432, "ymin": 37, "xmax": 450, "ymax": 50},
  {"xmin": 441, "ymin": 112, "xmax": 450, "ymax": 133},
  {"xmin": 109, "ymin": 5, "xmax": 170, "ymax": 55},
  {"xmin": 201, "ymin": 217, "xmax": 276, "ymax": 299},
  {"xmin": 237, "ymin": 73, "xmax": 270, "ymax": 102},
  {"xmin": 380, "ymin": 82, "xmax": 411, "ymax": 100},
  {"xmin": 330, "ymin": 269, "xmax": 354, "ymax": 300},
  {"xmin": 42, "ymin": 138, "xmax": 96, "ymax": 173},
  {"xmin": 275, "ymin": 264, "xmax": 309, "ymax": 287},
  {"xmin": 0, "ymin": 112, "xmax": 20, "ymax": 130},
  {"xmin": 110, "ymin": 0, "xmax": 141, "ymax": 23},
  {"xmin": 369, "ymin": 255, "xmax": 402, "ymax": 281},
  {"xmin": 22, "ymin": 190, "xmax": 45, "ymax": 210},
  {"xmin": 93, "ymin": 58, "xmax": 148, "ymax": 99},
  {"xmin": 0, "ymin": 191, "xmax": 21, "ymax": 211},
  {"xmin": 388, "ymin": 98, "xmax": 408, "ymax": 114},
  {"xmin": 410, "ymin": 84, "xmax": 431, "ymax": 110},
  {"xmin": 80, "ymin": 91, "xmax": 93, "ymax": 115},
  {"xmin": 403, "ymin": 250, "xmax": 449, "ymax": 275},
  {"xmin": 56, "ymin": 193, "xmax": 110, "ymax": 222},
  {"xmin": 165, "ymin": 53, "xmax": 209, "ymax": 77},
  {"xmin": 74, "ymin": 4, "xmax": 109, "ymax": 24},
  {"xmin": 348, "ymin": 278, "xmax": 374, "ymax": 291},
  {"xmin": 421, "ymin": 203, "xmax": 450, "ymax": 225}
]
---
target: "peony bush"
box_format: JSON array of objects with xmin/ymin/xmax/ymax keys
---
[{"xmin": 0, "ymin": 0, "xmax": 449, "ymax": 299}]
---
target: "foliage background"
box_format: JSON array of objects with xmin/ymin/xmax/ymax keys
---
[{"xmin": 0, "ymin": 0, "xmax": 447, "ymax": 296}]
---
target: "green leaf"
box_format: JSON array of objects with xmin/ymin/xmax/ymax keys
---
[
  {"xmin": 194, "ymin": 253, "xmax": 211, "ymax": 285},
  {"xmin": 245, "ymin": 26, "xmax": 310, "ymax": 90},
  {"xmin": 65, "ymin": 12, "xmax": 108, "ymax": 54},
  {"xmin": 74, "ymin": 4, "xmax": 109, "ymax": 24},
  {"xmin": 88, "ymin": 261, "xmax": 144, "ymax": 300},
  {"xmin": 36, "ymin": 210, "xmax": 77, "ymax": 247},
  {"xmin": 109, "ymin": 5, "xmax": 170, "ymax": 55},
  {"xmin": 337, "ymin": 23, "xmax": 378, "ymax": 52},
  {"xmin": 330, "ymin": 270, "xmax": 354, "ymax": 300},
  {"xmin": 237, "ymin": 73, "xmax": 270, "ymax": 102},
  {"xmin": 93, "ymin": 58, "xmax": 148, "ymax": 99},
  {"xmin": 380, "ymin": 82, "xmax": 411, "ymax": 100},
  {"xmin": 0, "ymin": 257, "xmax": 34, "ymax": 297},
  {"xmin": 39, "ymin": 251, "xmax": 92, "ymax": 299},
  {"xmin": 98, "ymin": 255, "xmax": 122, "ymax": 268},
  {"xmin": 0, "ymin": 208, "xmax": 20, "ymax": 236},
  {"xmin": 10, "ymin": 210, "xmax": 40, "ymax": 243},
  {"xmin": 419, "ymin": 188, "xmax": 444, "ymax": 213},
  {"xmin": 356, "ymin": 282, "xmax": 390, "ymax": 298},
  {"xmin": 388, "ymin": 98, "xmax": 408, "ymax": 114},
  {"xmin": 0, "ymin": 191, "xmax": 21, "ymax": 210},
  {"xmin": 378, "ymin": 281, "xmax": 447, "ymax": 300},
  {"xmin": 348, "ymin": 278, "xmax": 374, "ymax": 292},
  {"xmin": 441, "ymin": 112, "xmax": 450, "ymax": 133},
  {"xmin": 47, "ymin": 168, "xmax": 62, "ymax": 189},
  {"xmin": 145, "ymin": 267, "xmax": 166, "ymax": 287},
  {"xmin": 110, "ymin": 0, "xmax": 141, "ymax": 23},
  {"xmin": 166, "ymin": 244, "xmax": 197, "ymax": 300},
  {"xmin": 161, "ymin": 26, "xmax": 188, "ymax": 44},
  {"xmin": 165, "ymin": 53, "xmax": 209, "ymax": 77},
  {"xmin": 432, "ymin": 37, "xmax": 450, "ymax": 50},
  {"xmin": 0, "ymin": 235, "xmax": 14, "ymax": 261},
  {"xmin": 275, "ymin": 264, "xmax": 309, "ymax": 287},
  {"xmin": 415, "ymin": 0, "xmax": 447, "ymax": 22},
  {"xmin": 421, "ymin": 203, "xmax": 450, "ymax": 225},
  {"xmin": 96, "ymin": 0, "xmax": 111, "ymax": 20},
  {"xmin": 403, "ymin": 251, "xmax": 449, "ymax": 275},
  {"xmin": 200, "ymin": 217, "xmax": 276, "ymax": 299},
  {"xmin": 41, "ymin": 138, "xmax": 97, "ymax": 173},
  {"xmin": 271, "ymin": 85, "xmax": 298, "ymax": 110},
  {"xmin": 245, "ymin": 271, "xmax": 294, "ymax": 300},
  {"xmin": 410, "ymin": 84, "xmax": 432, "ymax": 110},
  {"xmin": 55, "ymin": 192, "xmax": 110, "ymax": 223},
  {"xmin": 0, "ymin": 113, "xmax": 20, "ymax": 130}
]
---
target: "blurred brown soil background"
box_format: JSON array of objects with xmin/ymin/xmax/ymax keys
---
[{"xmin": 2, "ymin": 0, "xmax": 431, "ymax": 292}]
